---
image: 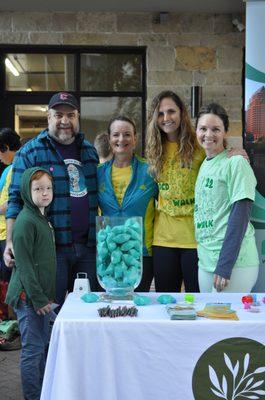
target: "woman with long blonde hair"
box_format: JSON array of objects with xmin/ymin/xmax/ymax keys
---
[{"xmin": 146, "ymin": 90, "xmax": 205, "ymax": 292}]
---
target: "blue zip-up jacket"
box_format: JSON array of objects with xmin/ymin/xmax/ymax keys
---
[
  {"xmin": 7, "ymin": 129, "xmax": 98, "ymax": 249},
  {"xmin": 97, "ymin": 155, "xmax": 158, "ymax": 256}
]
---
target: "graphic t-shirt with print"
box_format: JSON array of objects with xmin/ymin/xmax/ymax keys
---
[
  {"xmin": 54, "ymin": 141, "xmax": 89, "ymax": 244},
  {"xmin": 153, "ymin": 141, "xmax": 205, "ymax": 248},
  {"xmin": 194, "ymin": 151, "xmax": 259, "ymax": 272}
]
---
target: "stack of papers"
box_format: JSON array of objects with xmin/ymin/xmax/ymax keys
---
[
  {"xmin": 166, "ymin": 304, "xmax": 197, "ymax": 320},
  {"xmin": 197, "ymin": 303, "xmax": 238, "ymax": 320}
]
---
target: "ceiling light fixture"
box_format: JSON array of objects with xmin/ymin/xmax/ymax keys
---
[{"xmin": 5, "ymin": 57, "xmax": 20, "ymax": 77}]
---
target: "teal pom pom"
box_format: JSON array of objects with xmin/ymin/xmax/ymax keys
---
[
  {"xmin": 157, "ymin": 294, "xmax": 176, "ymax": 305},
  {"xmin": 81, "ymin": 293, "xmax": 99, "ymax": 303},
  {"xmin": 133, "ymin": 295, "xmax": 151, "ymax": 306}
]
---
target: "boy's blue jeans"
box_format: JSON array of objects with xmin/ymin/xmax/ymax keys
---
[{"xmin": 15, "ymin": 300, "xmax": 50, "ymax": 400}]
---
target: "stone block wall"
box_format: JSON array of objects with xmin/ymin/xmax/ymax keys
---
[{"xmin": 0, "ymin": 11, "xmax": 245, "ymax": 144}]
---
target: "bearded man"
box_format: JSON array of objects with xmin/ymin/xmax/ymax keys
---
[{"xmin": 4, "ymin": 92, "xmax": 99, "ymax": 306}]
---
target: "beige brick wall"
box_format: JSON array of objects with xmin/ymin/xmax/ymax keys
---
[{"xmin": 0, "ymin": 11, "xmax": 245, "ymax": 145}]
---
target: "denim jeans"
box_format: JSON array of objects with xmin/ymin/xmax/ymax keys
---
[
  {"xmin": 15, "ymin": 300, "xmax": 50, "ymax": 400},
  {"xmin": 55, "ymin": 244, "xmax": 98, "ymax": 306}
]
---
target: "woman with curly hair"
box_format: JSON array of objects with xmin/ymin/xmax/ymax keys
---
[{"xmin": 145, "ymin": 90, "xmax": 205, "ymax": 292}]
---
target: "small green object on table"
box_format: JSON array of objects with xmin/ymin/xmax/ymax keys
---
[
  {"xmin": 133, "ymin": 295, "xmax": 151, "ymax": 306},
  {"xmin": 81, "ymin": 293, "xmax": 99, "ymax": 303},
  {"xmin": 157, "ymin": 294, "xmax": 176, "ymax": 305},
  {"xmin": 184, "ymin": 294, "xmax": 195, "ymax": 303}
]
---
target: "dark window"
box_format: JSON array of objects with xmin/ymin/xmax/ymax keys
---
[{"xmin": 0, "ymin": 45, "xmax": 146, "ymax": 153}]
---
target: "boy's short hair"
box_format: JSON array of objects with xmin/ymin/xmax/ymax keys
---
[
  {"xmin": 94, "ymin": 132, "xmax": 112, "ymax": 159},
  {"xmin": 0, "ymin": 128, "xmax": 21, "ymax": 152},
  {"xmin": 30, "ymin": 170, "xmax": 53, "ymax": 183}
]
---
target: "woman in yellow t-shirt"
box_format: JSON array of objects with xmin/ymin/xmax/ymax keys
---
[
  {"xmin": 97, "ymin": 116, "xmax": 158, "ymax": 292},
  {"xmin": 146, "ymin": 90, "xmax": 205, "ymax": 292}
]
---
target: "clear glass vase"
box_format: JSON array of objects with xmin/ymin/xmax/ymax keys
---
[{"xmin": 96, "ymin": 216, "xmax": 143, "ymax": 300}]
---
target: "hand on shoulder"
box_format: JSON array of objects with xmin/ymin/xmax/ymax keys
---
[{"xmin": 227, "ymin": 147, "xmax": 249, "ymax": 163}]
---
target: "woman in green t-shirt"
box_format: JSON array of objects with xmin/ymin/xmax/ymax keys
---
[{"xmin": 195, "ymin": 103, "xmax": 259, "ymax": 292}]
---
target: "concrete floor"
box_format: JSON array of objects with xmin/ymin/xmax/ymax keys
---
[{"xmin": 0, "ymin": 349, "xmax": 23, "ymax": 400}]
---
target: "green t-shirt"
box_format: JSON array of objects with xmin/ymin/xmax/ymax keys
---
[{"xmin": 194, "ymin": 150, "xmax": 259, "ymax": 272}]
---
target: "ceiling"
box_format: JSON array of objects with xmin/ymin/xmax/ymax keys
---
[{"xmin": 0, "ymin": 0, "xmax": 245, "ymax": 14}]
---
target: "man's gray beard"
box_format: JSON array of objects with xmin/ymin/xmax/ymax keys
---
[{"xmin": 48, "ymin": 124, "xmax": 79, "ymax": 145}]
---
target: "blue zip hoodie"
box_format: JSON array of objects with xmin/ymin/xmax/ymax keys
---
[{"xmin": 97, "ymin": 155, "xmax": 158, "ymax": 256}]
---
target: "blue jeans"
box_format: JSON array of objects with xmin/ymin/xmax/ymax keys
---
[
  {"xmin": 55, "ymin": 244, "xmax": 98, "ymax": 306},
  {"xmin": 15, "ymin": 300, "xmax": 50, "ymax": 400}
]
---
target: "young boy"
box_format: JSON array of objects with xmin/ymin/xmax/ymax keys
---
[
  {"xmin": 5, "ymin": 167, "xmax": 56, "ymax": 400},
  {"xmin": 94, "ymin": 132, "xmax": 113, "ymax": 163}
]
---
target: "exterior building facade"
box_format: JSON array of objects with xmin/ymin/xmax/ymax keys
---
[{"xmin": 0, "ymin": 11, "xmax": 245, "ymax": 147}]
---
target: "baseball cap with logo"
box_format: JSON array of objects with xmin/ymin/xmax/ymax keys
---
[{"xmin": 48, "ymin": 92, "xmax": 79, "ymax": 110}]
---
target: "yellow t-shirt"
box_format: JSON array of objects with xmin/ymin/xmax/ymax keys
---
[
  {"xmin": 112, "ymin": 164, "xmax": 132, "ymax": 206},
  {"xmin": 153, "ymin": 141, "xmax": 205, "ymax": 248},
  {"xmin": 0, "ymin": 168, "xmax": 12, "ymax": 240}
]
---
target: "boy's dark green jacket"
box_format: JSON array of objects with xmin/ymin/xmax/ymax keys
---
[{"xmin": 5, "ymin": 167, "xmax": 56, "ymax": 311}]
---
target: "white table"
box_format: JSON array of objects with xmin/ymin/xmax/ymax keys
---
[{"xmin": 41, "ymin": 293, "xmax": 265, "ymax": 400}]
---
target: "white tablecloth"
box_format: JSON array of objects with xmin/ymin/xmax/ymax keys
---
[{"xmin": 41, "ymin": 293, "xmax": 265, "ymax": 400}]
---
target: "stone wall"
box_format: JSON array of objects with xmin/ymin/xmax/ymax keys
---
[{"xmin": 0, "ymin": 11, "xmax": 245, "ymax": 144}]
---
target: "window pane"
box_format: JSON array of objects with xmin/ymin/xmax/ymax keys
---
[
  {"xmin": 81, "ymin": 54, "xmax": 142, "ymax": 92},
  {"xmin": 15, "ymin": 105, "xmax": 48, "ymax": 139},
  {"xmin": 5, "ymin": 54, "xmax": 75, "ymax": 91},
  {"xmin": 80, "ymin": 97, "xmax": 142, "ymax": 153}
]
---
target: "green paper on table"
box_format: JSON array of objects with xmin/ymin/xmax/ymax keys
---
[
  {"xmin": 157, "ymin": 294, "xmax": 176, "ymax": 304},
  {"xmin": 133, "ymin": 295, "xmax": 151, "ymax": 306},
  {"xmin": 81, "ymin": 293, "xmax": 99, "ymax": 303},
  {"xmin": 166, "ymin": 305, "xmax": 197, "ymax": 320}
]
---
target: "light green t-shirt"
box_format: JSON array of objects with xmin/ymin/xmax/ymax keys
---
[{"xmin": 194, "ymin": 150, "xmax": 259, "ymax": 272}]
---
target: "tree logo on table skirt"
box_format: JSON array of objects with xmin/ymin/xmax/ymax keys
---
[{"xmin": 192, "ymin": 337, "xmax": 265, "ymax": 400}]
